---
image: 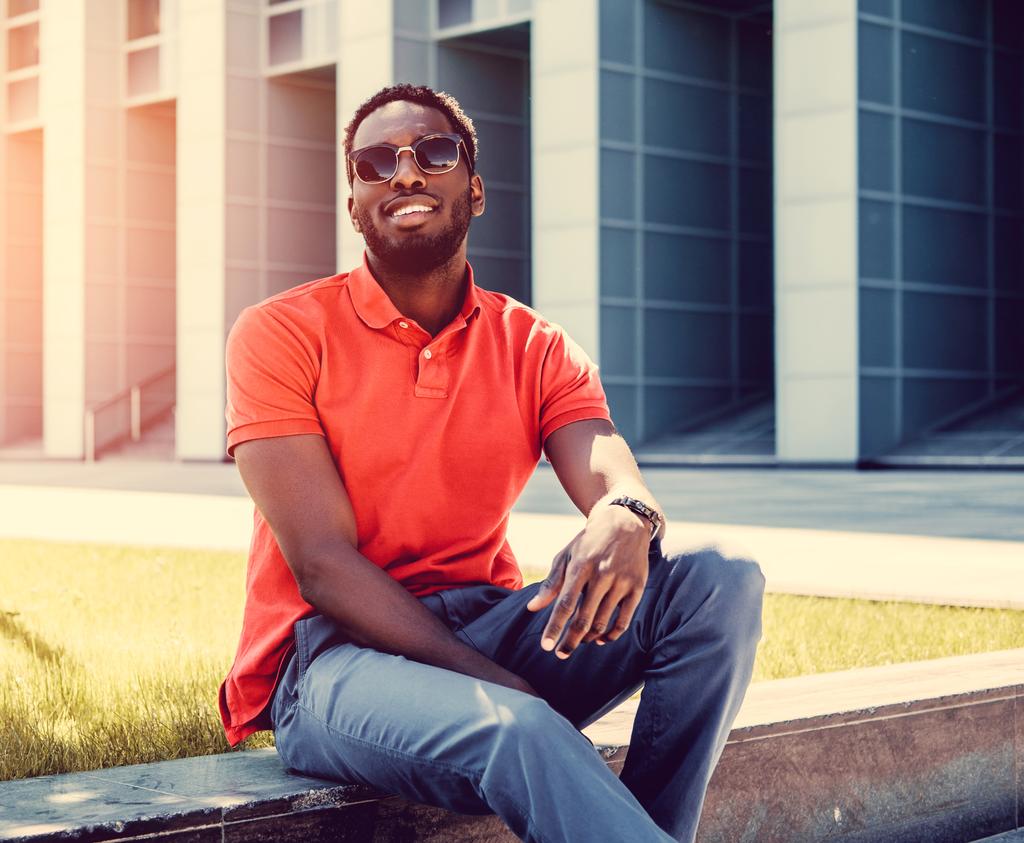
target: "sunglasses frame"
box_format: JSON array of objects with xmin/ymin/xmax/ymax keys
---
[{"xmin": 348, "ymin": 132, "xmax": 474, "ymax": 185}]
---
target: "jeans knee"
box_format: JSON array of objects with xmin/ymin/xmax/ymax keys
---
[
  {"xmin": 478, "ymin": 694, "xmax": 569, "ymax": 770},
  {"xmin": 670, "ymin": 547, "xmax": 765, "ymax": 648}
]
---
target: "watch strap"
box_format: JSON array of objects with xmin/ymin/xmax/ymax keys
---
[{"xmin": 609, "ymin": 496, "xmax": 662, "ymax": 539}]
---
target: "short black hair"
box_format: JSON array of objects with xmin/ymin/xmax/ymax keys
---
[{"xmin": 343, "ymin": 83, "xmax": 478, "ymax": 187}]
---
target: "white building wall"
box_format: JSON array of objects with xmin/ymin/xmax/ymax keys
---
[
  {"xmin": 336, "ymin": 0, "xmax": 392, "ymax": 272},
  {"xmin": 531, "ymin": 0, "xmax": 600, "ymax": 360},
  {"xmin": 41, "ymin": 3, "xmax": 89, "ymax": 457},
  {"xmin": 176, "ymin": 0, "xmax": 228, "ymax": 459},
  {"xmin": 774, "ymin": 0, "xmax": 860, "ymax": 463}
]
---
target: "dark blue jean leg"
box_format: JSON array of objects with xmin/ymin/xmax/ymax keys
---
[
  {"xmin": 616, "ymin": 547, "xmax": 764, "ymax": 841},
  {"xmin": 458, "ymin": 542, "xmax": 765, "ymax": 843}
]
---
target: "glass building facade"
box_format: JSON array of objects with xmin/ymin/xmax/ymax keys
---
[{"xmin": 0, "ymin": 0, "xmax": 1020, "ymax": 467}]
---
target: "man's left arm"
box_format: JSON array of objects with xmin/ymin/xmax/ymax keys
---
[{"xmin": 526, "ymin": 418, "xmax": 666, "ymax": 658}]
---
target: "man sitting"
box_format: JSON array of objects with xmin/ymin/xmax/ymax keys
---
[{"xmin": 218, "ymin": 83, "xmax": 764, "ymax": 843}]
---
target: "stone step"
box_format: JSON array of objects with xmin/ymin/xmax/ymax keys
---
[
  {"xmin": 974, "ymin": 831, "xmax": 1024, "ymax": 842},
  {"xmin": 1, "ymin": 648, "xmax": 1022, "ymax": 842}
]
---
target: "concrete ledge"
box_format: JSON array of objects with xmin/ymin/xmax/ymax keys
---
[{"xmin": 1, "ymin": 649, "xmax": 1022, "ymax": 842}]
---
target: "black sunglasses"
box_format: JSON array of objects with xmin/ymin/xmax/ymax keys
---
[{"xmin": 348, "ymin": 133, "xmax": 473, "ymax": 185}]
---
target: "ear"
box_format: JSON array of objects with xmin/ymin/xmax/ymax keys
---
[
  {"xmin": 470, "ymin": 173, "xmax": 485, "ymax": 217},
  {"xmin": 348, "ymin": 194, "xmax": 362, "ymax": 234}
]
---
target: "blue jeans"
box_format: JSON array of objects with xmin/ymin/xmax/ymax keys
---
[{"xmin": 269, "ymin": 540, "xmax": 764, "ymax": 842}]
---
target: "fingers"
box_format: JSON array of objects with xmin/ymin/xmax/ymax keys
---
[
  {"xmin": 550, "ymin": 577, "xmax": 614, "ymax": 659},
  {"xmin": 525, "ymin": 550, "xmax": 568, "ymax": 613},
  {"xmin": 580, "ymin": 585, "xmax": 628, "ymax": 646},
  {"xmin": 539, "ymin": 566, "xmax": 587, "ymax": 654},
  {"xmin": 600, "ymin": 587, "xmax": 643, "ymax": 645}
]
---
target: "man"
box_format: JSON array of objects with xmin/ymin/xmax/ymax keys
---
[{"xmin": 218, "ymin": 83, "xmax": 764, "ymax": 843}]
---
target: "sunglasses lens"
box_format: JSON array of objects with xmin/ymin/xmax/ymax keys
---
[
  {"xmin": 354, "ymin": 147, "xmax": 397, "ymax": 183},
  {"xmin": 415, "ymin": 136, "xmax": 460, "ymax": 173}
]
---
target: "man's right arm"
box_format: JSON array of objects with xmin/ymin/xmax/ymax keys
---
[{"xmin": 233, "ymin": 433, "xmax": 537, "ymax": 696}]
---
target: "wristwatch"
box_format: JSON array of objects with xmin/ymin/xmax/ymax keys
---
[{"xmin": 609, "ymin": 496, "xmax": 663, "ymax": 540}]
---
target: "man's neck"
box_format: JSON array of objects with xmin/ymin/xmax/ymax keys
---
[{"xmin": 366, "ymin": 250, "xmax": 468, "ymax": 338}]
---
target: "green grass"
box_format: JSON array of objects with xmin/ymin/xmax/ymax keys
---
[{"xmin": 2, "ymin": 537, "xmax": 1022, "ymax": 782}]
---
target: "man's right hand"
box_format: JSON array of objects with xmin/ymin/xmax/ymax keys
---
[{"xmin": 233, "ymin": 434, "xmax": 540, "ymax": 698}]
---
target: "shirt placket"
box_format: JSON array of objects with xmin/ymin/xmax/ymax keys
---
[{"xmin": 394, "ymin": 317, "xmax": 461, "ymax": 399}]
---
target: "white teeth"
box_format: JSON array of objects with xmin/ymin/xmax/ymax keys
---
[{"xmin": 391, "ymin": 205, "xmax": 433, "ymax": 217}]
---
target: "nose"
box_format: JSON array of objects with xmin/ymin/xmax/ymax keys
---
[{"xmin": 390, "ymin": 148, "xmax": 426, "ymax": 191}]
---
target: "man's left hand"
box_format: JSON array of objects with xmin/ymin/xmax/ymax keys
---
[{"xmin": 525, "ymin": 504, "xmax": 651, "ymax": 658}]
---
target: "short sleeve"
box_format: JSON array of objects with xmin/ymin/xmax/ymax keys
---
[
  {"xmin": 538, "ymin": 324, "xmax": 612, "ymax": 446},
  {"xmin": 224, "ymin": 304, "xmax": 325, "ymax": 458}
]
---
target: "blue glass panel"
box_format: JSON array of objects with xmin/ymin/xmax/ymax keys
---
[
  {"xmin": 439, "ymin": 47, "xmax": 526, "ymax": 117},
  {"xmin": 645, "ymin": 77, "xmax": 729, "ymax": 155},
  {"xmin": 644, "ymin": 155, "xmax": 730, "ymax": 230},
  {"xmin": 601, "ymin": 70, "xmax": 636, "ymax": 144},
  {"xmin": 601, "ymin": 148, "xmax": 636, "ymax": 221},
  {"xmin": 644, "ymin": 232, "xmax": 730, "ymax": 304},
  {"xmin": 644, "ymin": 2, "xmax": 729, "ymax": 82},
  {"xmin": 739, "ymin": 241, "xmax": 773, "ymax": 309},
  {"xmin": 739, "ymin": 312, "xmax": 773, "ymax": 381},
  {"xmin": 901, "ymin": 118, "xmax": 985, "ymax": 204},
  {"xmin": 600, "ymin": 0, "xmax": 634, "ymax": 65},
  {"xmin": 737, "ymin": 18, "xmax": 772, "ymax": 93},
  {"xmin": 739, "ymin": 94, "xmax": 772, "ymax": 164},
  {"xmin": 475, "ymin": 120, "xmax": 527, "ymax": 184},
  {"xmin": 859, "ymin": 376, "xmax": 898, "ymax": 457},
  {"xmin": 994, "ymin": 217, "xmax": 1024, "ymax": 293},
  {"xmin": 993, "ymin": 52, "xmax": 1023, "ymax": 131},
  {"xmin": 859, "ymin": 200, "xmax": 895, "ymax": 279},
  {"xmin": 601, "ymin": 305, "xmax": 637, "ymax": 378},
  {"xmin": 859, "ymin": 109, "xmax": 893, "ymax": 192},
  {"xmin": 902, "ymin": 32, "xmax": 984, "ymax": 122},
  {"xmin": 859, "ymin": 286, "xmax": 895, "ymax": 367},
  {"xmin": 644, "ymin": 309, "xmax": 731, "ymax": 379},
  {"xmin": 601, "ymin": 226, "xmax": 637, "ymax": 298},
  {"xmin": 902, "ymin": 377, "xmax": 986, "ymax": 439},
  {"xmin": 901, "ymin": 0, "xmax": 984, "ymax": 38},
  {"xmin": 467, "ymin": 254, "xmax": 528, "ymax": 303},
  {"xmin": 903, "ymin": 291, "xmax": 986, "ymax": 371},
  {"xmin": 903, "ymin": 205, "xmax": 987, "ymax": 288},
  {"xmin": 859, "ymin": 22, "xmax": 893, "ymax": 105},
  {"xmin": 604, "ymin": 384, "xmax": 639, "ymax": 445},
  {"xmin": 739, "ymin": 166, "xmax": 772, "ymax": 236},
  {"xmin": 994, "ymin": 134, "xmax": 1024, "ymax": 211},
  {"xmin": 859, "ymin": 0, "xmax": 893, "ymax": 17},
  {"xmin": 995, "ymin": 296, "xmax": 1024, "ymax": 374},
  {"xmin": 993, "ymin": 0, "xmax": 1024, "ymax": 50},
  {"xmin": 644, "ymin": 385, "xmax": 731, "ymax": 440},
  {"xmin": 471, "ymin": 187, "xmax": 525, "ymax": 250}
]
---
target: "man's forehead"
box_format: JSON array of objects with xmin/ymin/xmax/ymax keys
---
[{"xmin": 353, "ymin": 101, "xmax": 454, "ymax": 148}]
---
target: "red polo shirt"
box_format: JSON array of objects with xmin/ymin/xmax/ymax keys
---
[{"xmin": 218, "ymin": 254, "xmax": 611, "ymax": 746}]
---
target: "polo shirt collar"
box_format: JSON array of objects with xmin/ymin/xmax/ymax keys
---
[{"xmin": 349, "ymin": 252, "xmax": 482, "ymax": 331}]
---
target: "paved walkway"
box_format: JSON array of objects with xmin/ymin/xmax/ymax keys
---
[{"xmin": 0, "ymin": 460, "xmax": 1021, "ymax": 609}]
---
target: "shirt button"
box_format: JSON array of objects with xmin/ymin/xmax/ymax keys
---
[
  {"xmin": 423, "ymin": 349, "xmax": 433, "ymax": 359},
  {"xmin": 399, "ymin": 321, "xmax": 409, "ymax": 329}
]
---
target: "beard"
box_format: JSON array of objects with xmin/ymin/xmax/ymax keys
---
[{"xmin": 354, "ymin": 186, "xmax": 473, "ymax": 274}]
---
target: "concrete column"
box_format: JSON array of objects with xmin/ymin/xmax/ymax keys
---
[
  {"xmin": 336, "ymin": 0, "xmax": 392, "ymax": 272},
  {"xmin": 774, "ymin": 0, "xmax": 859, "ymax": 464},
  {"xmin": 40, "ymin": 3, "xmax": 88, "ymax": 457},
  {"xmin": 177, "ymin": 0, "xmax": 228, "ymax": 459},
  {"xmin": 531, "ymin": 0, "xmax": 600, "ymax": 359}
]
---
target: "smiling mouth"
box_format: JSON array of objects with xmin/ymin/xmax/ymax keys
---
[{"xmin": 390, "ymin": 205, "xmax": 435, "ymax": 219}]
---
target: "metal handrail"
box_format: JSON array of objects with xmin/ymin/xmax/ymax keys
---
[{"xmin": 84, "ymin": 364, "xmax": 175, "ymax": 462}]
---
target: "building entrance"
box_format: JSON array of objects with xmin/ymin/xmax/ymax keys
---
[{"xmin": 598, "ymin": 0, "xmax": 775, "ymax": 460}]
